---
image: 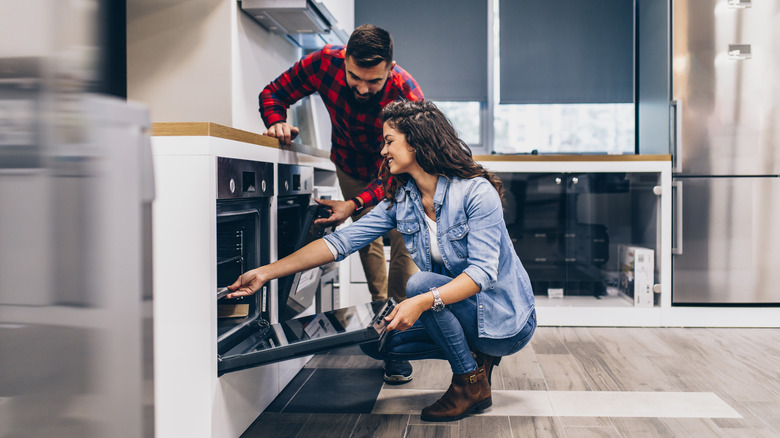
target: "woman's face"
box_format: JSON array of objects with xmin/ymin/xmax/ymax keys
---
[{"xmin": 381, "ymin": 122, "xmax": 420, "ymax": 175}]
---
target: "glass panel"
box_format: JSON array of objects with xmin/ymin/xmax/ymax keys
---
[
  {"xmin": 434, "ymin": 101, "xmax": 482, "ymax": 146},
  {"xmin": 493, "ymin": 104, "xmax": 635, "ymax": 155},
  {"xmin": 500, "ymin": 172, "xmax": 659, "ymax": 306}
]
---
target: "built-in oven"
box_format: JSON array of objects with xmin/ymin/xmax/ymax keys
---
[
  {"xmin": 276, "ymin": 164, "xmax": 323, "ymax": 320},
  {"xmin": 215, "ymin": 158, "xmax": 273, "ymax": 353},
  {"xmin": 216, "ymin": 162, "xmax": 395, "ymax": 376}
]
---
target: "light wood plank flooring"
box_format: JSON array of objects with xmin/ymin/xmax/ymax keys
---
[{"xmin": 243, "ymin": 327, "xmax": 780, "ymax": 437}]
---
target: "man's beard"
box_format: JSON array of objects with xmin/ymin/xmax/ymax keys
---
[{"xmin": 347, "ymin": 88, "xmax": 383, "ymax": 110}]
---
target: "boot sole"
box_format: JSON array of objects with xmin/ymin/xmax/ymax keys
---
[{"xmin": 420, "ymin": 397, "xmax": 492, "ymax": 422}]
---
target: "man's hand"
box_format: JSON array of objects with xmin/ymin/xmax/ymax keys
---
[
  {"xmin": 313, "ymin": 198, "xmax": 357, "ymax": 226},
  {"xmin": 226, "ymin": 268, "xmax": 268, "ymax": 299},
  {"xmin": 263, "ymin": 122, "xmax": 300, "ymax": 145}
]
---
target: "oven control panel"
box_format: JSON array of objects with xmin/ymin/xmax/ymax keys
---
[{"xmin": 217, "ymin": 157, "xmax": 274, "ymax": 199}]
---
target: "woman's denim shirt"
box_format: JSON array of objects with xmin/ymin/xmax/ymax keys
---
[{"xmin": 324, "ymin": 176, "xmax": 535, "ymax": 339}]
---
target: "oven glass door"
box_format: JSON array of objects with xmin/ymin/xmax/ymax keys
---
[
  {"xmin": 216, "ymin": 207, "xmax": 266, "ymax": 342},
  {"xmin": 217, "ymin": 300, "xmax": 392, "ymax": 375}
]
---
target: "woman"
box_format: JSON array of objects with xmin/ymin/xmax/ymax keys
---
[{"xmin": 227, "ymin": 100, "xmax": 536, "ymax": 422}]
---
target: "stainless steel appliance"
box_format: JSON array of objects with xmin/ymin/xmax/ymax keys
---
[
  {"xmin": 215, "ymin": 157, "xmax": 274, "ymax": 344},
  {"xmin": 671, "ymin": 0, "xmax": 780, "ymax": 304},
  {"xmin": 216, "ymin": 162, "xmax": 385, "ymax": 376},
  {"xmin": 238, "ymin": 0, "xmax": 348, "ymax": 49},
  {"xmin": 276, "ymin": 164, "xmax": 325, "ymax": 319}
]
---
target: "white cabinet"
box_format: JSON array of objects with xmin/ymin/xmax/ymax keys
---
[
  {"xmin": 479, "ymin": 157, "xmax": 673, "ymax": 327},
  {"xmin": 151, "ymin": 124, "xmax": 335, "ymax": 438}
]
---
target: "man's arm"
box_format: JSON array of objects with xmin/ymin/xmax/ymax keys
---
[
  {"xmin": 353, "ymin": 178, "xmax": 385, "ymax": 210},
  {"xmin": 259, "ymin": 49, "xmax": 323, "ymax": 144}
]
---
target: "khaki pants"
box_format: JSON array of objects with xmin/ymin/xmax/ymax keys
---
[{"xmin": 336, "ymin": 167, "xmax": 418, "ymax": 303}]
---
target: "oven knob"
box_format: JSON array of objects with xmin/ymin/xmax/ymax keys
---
[
  {"xmin": 285, "ymin": 181, "xmax": 289, "ymax": 191},
  {"xmin": 261, "ymin": 180, "xmax": 266, "ymax": 192},
  {"xmin": 229, "ymin": 178, "xmax": 236, "ymax": 193}
]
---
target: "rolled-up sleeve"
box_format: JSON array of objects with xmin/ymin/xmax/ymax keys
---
[
  {"xmin": 462, "ymin": 180, "xmax": 504, "ymax": 291},
  {"xmin": 322, "ymin": 200, "xmax": 397, "ymax": 262}
]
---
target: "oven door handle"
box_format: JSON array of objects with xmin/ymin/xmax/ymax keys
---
[{"xmin": 217, "ymin": 287, "xmax": 230, "ymax": 300}]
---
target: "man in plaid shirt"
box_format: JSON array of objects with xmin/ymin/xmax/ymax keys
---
[{"xmin": 259, "ymin": 24, "xmax": 422, "ymax": 384}]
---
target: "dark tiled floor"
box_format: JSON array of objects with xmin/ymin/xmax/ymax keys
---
[
  {"xmin": 265, "ymin": 368, "xmax": 384, "ymax": 414},
  {"xmin": 243, "ymin": 346, "xmax": 386, "ymax": 437}
]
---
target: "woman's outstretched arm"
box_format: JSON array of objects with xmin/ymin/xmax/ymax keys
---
[{"xmin": 225, "ymin": 239, "xmax": 335, "ymax": 299}]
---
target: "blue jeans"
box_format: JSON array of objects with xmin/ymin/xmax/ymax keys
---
[{"xmin": 361, "ymin": 271, "xmax": 537, "ymax": 375}]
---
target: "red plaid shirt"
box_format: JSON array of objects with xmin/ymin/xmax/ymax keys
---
[{"xmin": 259, "ymin": 45, "xmax": 424, "ymax": 207}]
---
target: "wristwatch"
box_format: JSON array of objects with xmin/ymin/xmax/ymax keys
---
[
  {"xmin": 349, "ymin": 196, "xmax": 365, "ymax": 215},
  {"xmin": 430, "ymin": 287, "xmax": 445, "ymax": 312}
]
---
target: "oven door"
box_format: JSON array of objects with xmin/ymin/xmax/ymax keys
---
[
  {"xmin": 216, "ymin": 207, "xmax": 267, "ymax": 342},
  {"xmin": 278, "ymin": 204, "xmax": 335, "ymax": 320},
  {"xmin": 217, "ymin": 299, "xmax": 393, "ymax": 375}
]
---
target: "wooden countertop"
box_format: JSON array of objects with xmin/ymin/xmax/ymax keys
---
[
  {"xmin": 151, "ymin": 122, "xmax": 330, "ymax": 159},
  {"xmin": 151, "ymin": 123, "xmax": 670, "ymax": 163},
  {"xmin": 473, "ymin": 154, "xmax": 671, "ymax": 162}
]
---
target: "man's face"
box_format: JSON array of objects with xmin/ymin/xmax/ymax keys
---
[{"xmin": 344, "ymin": 56, "xmax": 394, "ymax": 106}]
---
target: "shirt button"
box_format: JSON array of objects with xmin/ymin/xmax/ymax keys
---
[{"xmin": 479, "ymin": 305, "xmax": 483, "ymax": 309}]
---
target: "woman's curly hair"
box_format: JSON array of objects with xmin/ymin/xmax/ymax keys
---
[{"xmin": 379, "ymin": 100, "xmax": 503, "ymax": 205}]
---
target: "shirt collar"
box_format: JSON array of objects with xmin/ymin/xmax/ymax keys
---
[{"xmin": 403, "ymin": 175, "xmax": 451, "ymax": 210}]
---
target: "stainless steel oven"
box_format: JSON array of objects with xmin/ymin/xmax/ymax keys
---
[
  {"xmin": 276, "ymin": 164, "xmax": 321, "ymax": 320},
  {"xmin": 215, "ymin": 158, "xmax": 273, "ymax": 349},
  {"xmin": 216, "ymin": 162, "xmax": 394, "ymax": 376}
]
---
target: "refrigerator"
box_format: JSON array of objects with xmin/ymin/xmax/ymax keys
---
[{"xmin": 671, "ymin": 0, "xmax": 780, "ymax": 304}]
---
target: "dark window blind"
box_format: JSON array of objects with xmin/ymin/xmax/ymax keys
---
[
  {"xmin": 355, "ymin": 0, "xmax": 488, "ymax": 102},
  {"xmin": 499, "ymin": 0, "xmax": 634, "ymax": 104}
]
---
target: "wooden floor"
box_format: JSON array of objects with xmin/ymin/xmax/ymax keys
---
[{"xmin": 243, "ymin": 327, "xmax": 780, "ymax": 437}]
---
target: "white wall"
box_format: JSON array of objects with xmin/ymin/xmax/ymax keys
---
[
  {"xmin": 128, "ymin": 0, "xmax": 355, "ymax": 131},
  {"xmin": 127, "ymin": 0, "xmax": 233, "ymax": 124},
  {"xmin": 229, "ymin": 1, "xmax": 301, "ymax": 133},
  {"xmin": 322, "ymin": 0, "xmax": 355, "ymax": 32}
]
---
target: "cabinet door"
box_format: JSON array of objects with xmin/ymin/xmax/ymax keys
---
[
  {"xmin": 500, "ymin": 171, "xmax": 659, "ymax": 301},
  {"xmin": 500, "ymin": 173, "xmax": 567, "ymax": 293},
  {"xmin": 563, "ymin": 173, "xmax": 629, "ymax": 296}
]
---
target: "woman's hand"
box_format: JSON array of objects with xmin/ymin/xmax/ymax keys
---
[
  {"xmin": 226, "ymin": 268, "xmax": 268, "ymax": 299},
  {"xmin": 384, "ymin": 294, "xmax": 430, "ymax": 331}
]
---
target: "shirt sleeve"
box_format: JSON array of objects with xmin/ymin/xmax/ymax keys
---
[
  {"xmin": 354, "ymin": 178, "xmax": 386, "ymax": 209},
  {"xmin": 323, "ymin": 239, "xmax": 338, "ymax": 261},
  {"xmin": 397, "ymin": 65, "xmax": 424, "ymax": 102},
  {"xmin": 460, "ymin": 180, "xmax": 504, "ymax": 293},
  {"xmin": 323, "ymin": 200, "xmax": 397, "ymax": 261},
  {"xmin": 259, "ymin": 49, "xmax": 323, "ymax": 127}
]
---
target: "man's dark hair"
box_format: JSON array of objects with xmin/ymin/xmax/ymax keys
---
[{"xmin": 345, "ymin": 24, "xmax": 393, "ymax": 68}]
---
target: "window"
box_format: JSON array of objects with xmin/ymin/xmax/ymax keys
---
[
  {"xmin": 434, "ymin": 101, "xmax": 482, "ymax": 147},
  {"xmin": 356, "ymin": 0, "xmax": 636, "ymax": 154},
  {"xmin": 492, "ymin": 0, "xmax": 635, "ymax": 155},
  {"xmin": 494, "ymin": 104, "xmax": 635, "ymax": 154}
]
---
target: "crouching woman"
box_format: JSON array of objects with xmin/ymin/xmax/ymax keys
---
[{"xmin": 227, "ymin": 100, "xmax": 536, "ymax": 422}]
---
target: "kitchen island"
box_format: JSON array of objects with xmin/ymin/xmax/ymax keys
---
[{"xmin": 151, "ymin": 123, "xmax": 337, "ymax": 438}]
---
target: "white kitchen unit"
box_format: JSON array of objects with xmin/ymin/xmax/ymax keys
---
[
  {"xmin": 478, "ymin": 155, "xmax": 673, "ymax": 327},
  {"xmin": 151, "ymin": 123, "xmax": 336, "ymax": 438},
  {"xmin": 480, "ymin": 155, "xmax": 779, "ymax": 328}
]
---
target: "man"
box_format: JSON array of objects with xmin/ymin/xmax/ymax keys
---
[{"xmin": 259, "ymin": 24, "xmax": 421, "ymax": 384}]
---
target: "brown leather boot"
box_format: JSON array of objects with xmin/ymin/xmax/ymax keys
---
[
  {"xmin": 473, "ymin": 351, "xmax": 502, "ymax": 386},
  {"xmin": 420, "ymin": 366, "xmax": 492, "ymax": 422}
]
